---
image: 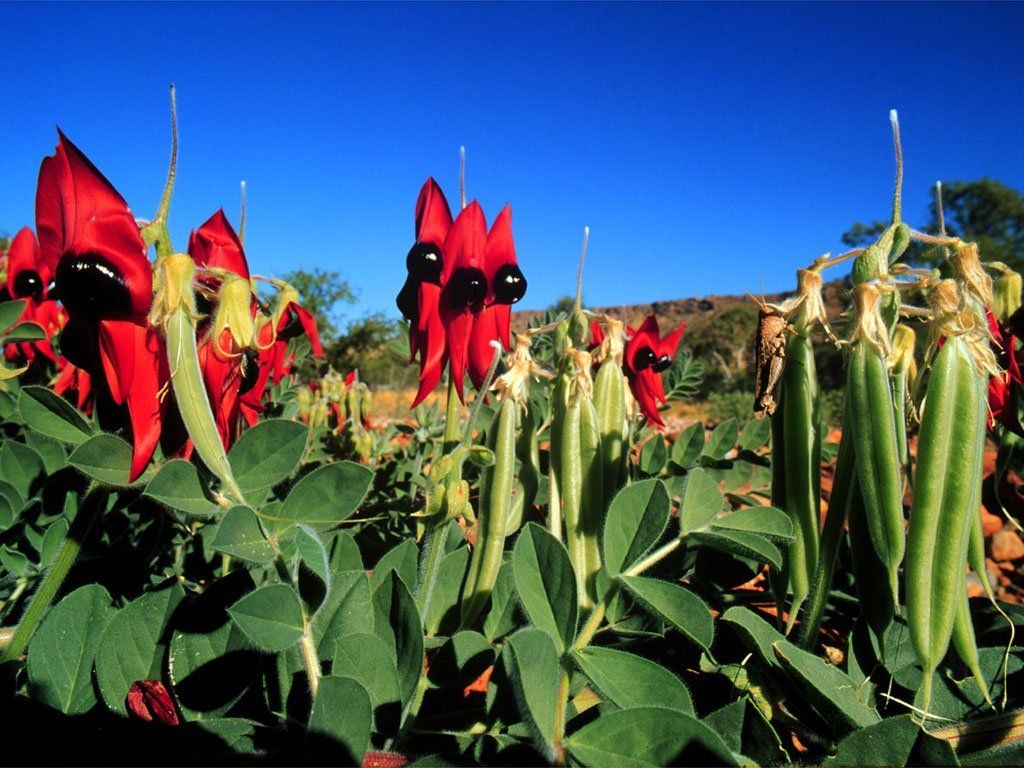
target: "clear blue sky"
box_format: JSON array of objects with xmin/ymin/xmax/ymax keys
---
[{"xmin": 2, "ymin": 2, "xmax": 1022, "ymax": 322}]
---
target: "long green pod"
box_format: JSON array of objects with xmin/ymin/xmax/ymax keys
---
[
  {"xmin": 166, "ymin": 305, "xmax": 246, "ymax": 504},
  {"xmin": 561, "ymin": 396, "xmax": 588, "ymax": 606},
  {"xmin": 906, "ymin": 334, "xmax": 987, "ymax": 714},
  {"xmin": 798, "ymin": 403, "xmax": 856, "ymax": 649},
  {"xmin": 593, "ymin": 357, "xmax": 627, "ymax": 501},
  {"xmin": 950, "ymin": 569, "xmax": 993, "ymax": 706},
  {"xmin": 579, "ymin": 396, "xmax": 604, "ymax": 607},
  {"xmin": 968, "ymin": 508, "xmax": 998, "ymax": 605},
  {"xmin": 775, "ymin": 317, "xmax": 821, "ymax": 630},
  {"xmin": 847, "ymin": 340, "xmax": 905, "ymax": 601},
  {"xmin": 461, "ymin": 397, "xmax": 517, "ymax": 627},
  {"xmin": 548, "ymin": 367, "xmax": 569, "ymax": 538},
  {"xmin": 847, "ymin": 479, "xmax": 896, "ymax": 656}
]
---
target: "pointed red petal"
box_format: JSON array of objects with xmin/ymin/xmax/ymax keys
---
[
  {"xmin": 6, "ymin": 227, "xmax": 43, "ymax": 298},
  {"xmin": 415, "ymin": 178, "xmax": 454, "ymax": 248},
  {"xmin": 483, "ymin": 204, "xmax": 516, "ymax": 299},
  {"xmin": 189, "ymin": 209, "xmax": 249, "ymax": 278}
]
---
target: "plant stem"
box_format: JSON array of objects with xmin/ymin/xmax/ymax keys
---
[
  {"xmin": 551, "ymin": 669, "xmax": 571, "ymax": 766},
  {"xmin": 623, "ymin": 537, "xmax": 683, "ymax": 578},
  {"xmin": 299, "ymin": 623, "xmax": 321, "ymax": 698},
  {"xmin": 443, "ymin": 375, "xmax": 461, "ymax": 452},
  {"xmin": 0, "ymin": 484, "xmax": 107, "ymax": 663}
]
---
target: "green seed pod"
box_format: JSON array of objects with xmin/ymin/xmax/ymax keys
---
[
  {"xmin": 569, "ymin": 310, "xmax": 590, "ymax": 348},
  {"xmin": 847, "ymin": 478, "xmax": 896, "ymax": 655},
  {"xmin": 547, "ymin": 357, "xmax": 571, "ymax": 537},
  {"xmin": 847, "ymin": 285, "xmax": 905, "ymax": 602},
  {"xmin": 889, "ymin": 324, "xmax": 917, "ymax": 472},
  {"xmin": 592, "ymin": 318, "xmax": 629, "ymax": 502},
  {"xmin": 950, "ymin": 570, "xmax": 993, "ymax": 706},
  {"xmin": 906, "ymin": 333, "xmax": 987, "ymax": 715},
  {"xmin": 992, "ymin": 266, "xmax": 1023, "ymax": 323},
  {"xmin": 461, "ymin": 397, "xmax": 518, "ymax": 627},
  {"xmin": 770, "ymin": 295, "xmax": 821, "ymax": 630},
  {"xmin": 469, "ymin": 445, "xmax": 496, "ymax": 468},
  {"xmin": 578, "ymin": 394, "xmax": 604, "ymax": 606}
]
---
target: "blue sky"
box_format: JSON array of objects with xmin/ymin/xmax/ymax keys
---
[{"xmin": 2, "ymin": 2, "xmax": 1022, "ymax": 322}]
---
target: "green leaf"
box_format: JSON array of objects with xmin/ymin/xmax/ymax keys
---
[
  {"xmin": 295, "ymin": 525, "xmax": 331, "ymax": 584},
  {"xmin": 27, "ymin": 584, "xmax": 114, "ymax": 714},
  {"xmin": 311, "ymin": 570, "xmax": 372, "ymax": 653},
  {"xmin": 95, "ymin": 582, "xmax": 185, "ymax": 715},
  {"xmin": 603, "ymin": 479, "xmax": 671, "ymax": 577},
  {"xmin": 331, "ymin": 633, "xmax": 402, "ymax": 734},
  {"xmin": 618, "ymin": 575, "xmax": 714, "ymax": 651},
  {"xmin": 4, "ymin": 321, "xmax": 45, "ymax": 341},
  {"xmin": 428, "ymin": 631, "xmax": 495, "ymax": 691},
  {"xmin": 739, "ymin": 418, "xmax": 771, "ymax": 451},
  {"xmin": 26, "ymin": 433, "xmax": 67, "ymax": 473},
  {"xmin": 307, "ymin": 676, "xmax": 372, "ymax": 764},
  {"xmin": 703, "ymin": 418, "xmax": 739, "ymax": 460},
  {"xmin": 370, "ymin": 538, "xmax": 419, "ymax": 592},
  {"xmin": 772, "ymin": 641, "xmax": 880, "ymax": 732},
  {"xmin": 825, "ymin": 714, "xmax": 918, "ymax": 766},
  {"xmin": 228, "ymin": 418, "xmax": 309, "ymax": 493},
  {"xmin": 690, "ymin": 529, "xmax": 784, "ymax": 569},
  {"xmin": 506, "ymin": 628, "xmax": 560, "ymax": 754},
  {"xmin": 168, "ymin": 571, "xmax": 261, "ymax": 720},
  {"xmin": 212, "ymin": 506, "xmax": 276, "ymax": 564},
  {"xmin": 670, "ymin": 422, "xmax": 705, "ymax": 469},
  {"xmin": 639, "ymin": 435, "xmax": 668, "ymax": 475},
  {"xmin": 712, "ymin": 505, "xmax": 794, "ymax": 542},
  {"xmin": 424, "ymin": 547, "xmax": 470, "ymax": 637},
  {"xmin": 193, "ymin": 718, "xmax": 264, "ymax": 754},
  {"xmin": 145, "ymin": 459, "xmax": 219, "ymax": 517},
  {"xmin": 0, "ymin": 299, "xmax": 27, "ymax": 331},
  {"xmin": 18, "ymin": 386, "xmax": 94, "ymax": 446},
  {"xmin": 68, "ymin": 433, "xmax": 137, "ymax": 487},
  {"xmin": 703, "ymin": 699, "xmax": 787, "ymax": 766},
  {"xmin": 372, "ymin": 570, "xmax": 424, "ymax": 705},
  {"xmin": 566, "ymin": 707, "xmax": 735, "ymax": 767},
  {"xmin": 1, "ymin": 441, "xmax": 45, "ymax": 499},
  {"xmin": 228, "ymin": 583, "xmax": 305, "ymax": 652},
  {"xmin": 38, "ymin": 517, "xmax": 68, "ymax": 567},
  {"xmin": 328, "ymin": 531, "xmax": 363, "ymax": 572},
  {"xmin": 678, "ymin": 468, "xmax": 724, "ymax": 533},
  {"xmin": 573, "ymin": 646, "xmax": 693, "ymax": 715},
  {"xmin": 512, "ymin": 522, "xmax": 578, "ymax": 653},
  {"xmin": 483, "ymin": 557, "xmax": 518, "ymax": 642},
  {"xmin": 270, "ymin": 461, "xmax": 373, "ymax": 528}
]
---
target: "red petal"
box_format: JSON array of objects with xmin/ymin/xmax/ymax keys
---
[
  {"xmin": 588, "ymin": 320, "xmax": 605, "ymax": 350},
  {"xmin": 630, "ymin": 372, "xmax": 665, "ymax": 428},
  {"xmin": 293, "ymin": 305, "xmax": 324, "ymax": 359},
  {"xmin": 126, "ymin": 680, "xmax": 180, "ymax": 726},
  {"xmin": 468, "ymin": 305, "xmax": 503, "ymax": 388},
  {"xmin": 657, "ymin": 320, "xmax": 686, "ymax": 359},
  {"xmin": 5, "ymin": 227, "xmax": 44, "ymax": 298},
  {"xmin": 98, "ymin": 318, "xmax": 166, "ymax": 481},
  {"xmin": 624, "ymin": 314, "xmax": 661, "ymax": 374},
  {"xmin": 188, "ymin": 209, "xmax": 249, "ymax": 278},
  {"xmin": 441, "ymin": 201, "xmax": 487, "ymax": 285},
  {"xmin": 415, "ymin": 178, "xmax": 454, "ymax": 248},
  {"xmin": 483, "ymin": 204, "xmax": 516, "ymax": 300},
  {"xmin": 36, "ymin": 132, "xmax": 151, "ymax": 318}
]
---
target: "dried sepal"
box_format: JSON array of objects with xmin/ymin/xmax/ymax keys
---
[
  {"xmin": 752, "ymin": 304, "xmax": 787, "ymax": 418},
  {"xmin": 592, "ymin": 317, "xmax": 625, "ymax": 366},
  {"xmin": 491, "ymin": 333, "xmax": 552, "ymax": 407},
  {"xmin": 849, "ymin": 283, "xmax": 892, "ymax": 356},
  {"xmin": 951, "ymin": 242, "xmax": 993, "ymax": 309}
]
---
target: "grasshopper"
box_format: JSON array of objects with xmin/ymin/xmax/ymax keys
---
[{"xmin": 752, "ymin": 299, "xmax": 788, "ymax": 418}]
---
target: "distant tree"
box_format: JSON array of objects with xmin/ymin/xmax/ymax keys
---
[
  {"xmin": 328, "ymin": 312, "xmax": 416, "ymax": 390},
  {"xmin": 548, "ymin": 295, "xmax": 578, "ymax": 316},
  {"xmin": 842, "ymin": 178, "xmax": 1024, "ymax": 270},
  {"xmin": 279, "ymin": 268, "xmax": 356, "ymax": 343}
]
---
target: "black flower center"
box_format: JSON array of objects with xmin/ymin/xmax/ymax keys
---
[
  {"xmin": 14, "ymin": 269, "xmax": 43, "ymax": 299},
  {"xmin": 55, "ymin": 253, "xmax": 133, "ymax": 322},
  {"xmin": 406, "ymin": 242, "xmax": 443, "ymax": 284},
  {"xmin": 238, "ymin": 349, "xmax": 260, "ymax": 395},
  {"xmin": 493, "ymin": 264, "xmax": 527, "ymax": 305},
  {"xmin": 447, "ymin": 267, "xmax": 487, "ymax": 309},
  {"xmin": 396, "ymin": 276, "xmax": 418, "ymax": 321},
  {"xmin": 634, "ymin": 347, "xmax": 672, "ymax": 373},
  {"xmin": 278, "ymin": 308, "xmax": 304, "ymax": 339}
]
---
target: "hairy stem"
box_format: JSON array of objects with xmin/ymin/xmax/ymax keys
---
[{"xmin": 0, "ymin": 484, "xmax": 107, "ymax": 663}]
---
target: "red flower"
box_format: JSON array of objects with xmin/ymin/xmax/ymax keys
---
[
  {"xmin": 398, "ymin": 178, "xmax": 452, "ymax": 407},
  {"xmin": 397, "ymin": 179, "xmax": 526, "ymax": 406},
  {"xmin": 53, "ymin": 359, "xmax": 92, "ymax": 413},
  {"xmin": 188, "ymin": 209, "xmax": 250, "ymax": 279},
  {"xmin": 189, "ymin": 211, "xmax": 264, "ymax": 449},
  {"xmin": 36, "ymin": 132, "xmax": 164, "ymax": 481},
  {"xmin": 987, "ymin": 308, "xmax": 1024, "ymax": 436},
  {"xmin": 624, "ymin": 314, "xmax": 685, "ymax": 428},
  {"xmin": 2, "ymin": 226, "xmax": 61, "ymax": 363},
  {"xmin": 125, "ymin": 680, "xmax": 180, "ymax": 726}
]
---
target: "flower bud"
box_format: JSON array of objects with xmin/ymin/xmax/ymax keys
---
[
  {"xmin": 126, "ymin": 680, "xmax": 179, "ymax": 726},
  {"xmin": 149, "ymin": 252, "xmax": 197, "ymax": 326},
  {"xmin": 993, "ymin": 267, "xmax": 1023, "ymax": 323},
  {"xmin": 469, "ymin": 445, "xmax": 496, "ymax": 468}
]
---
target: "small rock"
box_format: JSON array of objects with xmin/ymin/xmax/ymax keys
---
[
  {"xmin": 992, "ymin": 529, "xmax": 1024, "ymax": 562},
  {"xmin": 966, "ymin": 571, "xmax": 984, "ymax": 599},
  {"xmin": 982, "ymin": 509, "xmax": 1004, "ymax": 537}
]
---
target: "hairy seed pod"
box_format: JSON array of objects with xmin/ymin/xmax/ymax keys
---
[
  {"xmin": 847, "ymin": 285, "xmax": 904, "ymax": 602},
  {"xmin": 461, "ymin": 397, "xmax": 517, "ymax": 627},
  {"xmin": 906, "ymin": 333, "xmax": 987, "ymax": 716},
  {"xmin": 770, "ymin": 298, "xmax": 821, "ymax": 630},
  {"xmin": 593, "ymin": 354, "xmax": 628, "ymax": 503}
]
